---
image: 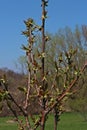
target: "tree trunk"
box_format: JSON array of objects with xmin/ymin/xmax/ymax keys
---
[
  {"xmin": 40, "ymin": 112, "xmax": 46, "ymax": 130},
  {"xmin": 54, "ymin": 115, "xmax": 58, "ymax": 130},
  {"xmin": 54, "ymin": 107, "xmax": 59, "ymax": 130}
]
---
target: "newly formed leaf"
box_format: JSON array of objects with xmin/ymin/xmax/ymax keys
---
[
  {"xmin": 0, "ymin": 79, "xmax": 5, "ymax": 84},
  {"xmin": 59, "ymin": 53, "xmax": 63, "ymax": 62},
  {"xmin": 24, "ymin": 18, "xmax": 34, "ymax": 28},
  {"xmin": 18, "ymin": 87, "xmax": 27, "ymax": 93},
  {"xmin": 42, "ymin": 0, "xmax": 48, "ymax": 6},
  {"xmin": 21, "ymin": 45, "xmax": 29, "ymax": 51},
  {"xmin": 74, "ymin": 71, "xmax": 78, "ymax": 75},
  {"xmin": 7, "ymin": 101, "xmax": 12, "ymax": 108},
  {"xmin": 55, "ymin": 61, "xmax": 58, "ymax": 72}
]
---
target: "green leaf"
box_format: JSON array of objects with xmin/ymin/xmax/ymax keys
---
[
  {"xmin": 59, "ymin": 53, "xmax": 63, "ymax": 62},
  {"xmin": 41, "ymin": 0, "xmax": 48, "ymax": 7},
  {"xmin": 44, "ymin": 0, "xmax": 48, "ymax": 6},
  {"xmin": 0, "ymin": 78, "xmax": 5, "ymax": 84},
  {"xmin": 21, "ymin": 45, "xmax": 29, "ymax": 51},
  {"xmin": 66, "ymin": 92, "xmax": 72, "ymax": 96},
  {"xmin": 22, "ymin": 31, "xmax": 29, "ymax": 37},
  {"xmin": 42, "ymin": 11, "xmax": 48, "ymax": 20},
  {"xmin": 24, "ymin": 18, "xmax": 34, "ymax": 28},
  {"xmin": 74, "ymin": 71, "xmax": 78, "ymax": 75},
  {"xmin": 18, "ymin": 87, "xmax": 27, "ymax": 93},
  {"xmin": 55, "ymin": 61, "xmax": 58, "ymax": 72},
  {"xmin": 7, "ymin": 101, "xmax": 11, "ymax": 108}
]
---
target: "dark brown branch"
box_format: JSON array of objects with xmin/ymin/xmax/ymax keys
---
[
  {"xmin": 6, "ymin": 100, "xmax": 25, "ymax": 130},
  {"xmin": 8, "ymin": 93, "xmax": 27, "ymax": 116},
  {"xmin": 41, "ymin": 0, "xmax": 46, "ymax": 78}
]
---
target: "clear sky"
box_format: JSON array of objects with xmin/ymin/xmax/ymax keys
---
[{"xmin": 0, "ymin": 0, "xmax": 87, "ymax": 71}]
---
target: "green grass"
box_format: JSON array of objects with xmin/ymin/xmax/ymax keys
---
[
  {"xmin": 46, "ymin": 112, "xmax": 87, "ymax": 130},
  {"xmin": 0, "ymin": 113, "xmax": 87, "ymax": 130},
  {"xmin": 0, "ymin": 116, "xmax": 17, "ymax": 130}
]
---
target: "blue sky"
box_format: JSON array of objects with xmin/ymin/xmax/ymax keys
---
[{"xmin": 0, "ymin": 0, "xmax": 87, "ymax": 71}]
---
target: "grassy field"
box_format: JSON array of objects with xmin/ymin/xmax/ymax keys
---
[{"xmin": 0, "ymin": 113, "xmax": 87, "ymax": 130}]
